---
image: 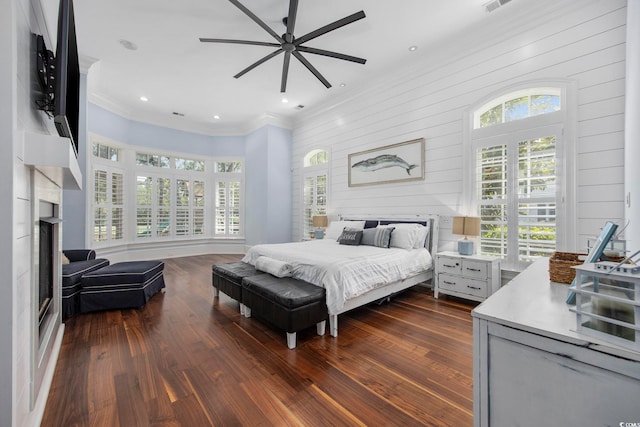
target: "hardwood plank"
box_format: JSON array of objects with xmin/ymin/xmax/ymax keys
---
[{"xmin": 42, "ymin": 254, "xmax": 476, "ymax": 426}]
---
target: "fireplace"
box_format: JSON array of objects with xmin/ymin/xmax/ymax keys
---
[
  {"xmin": 31, "ymin": 179, "xmax": 63, "ymax": 408},
  {"xmin": 38, "ymin": 216, "xmax": 57, "ymax": 334}
]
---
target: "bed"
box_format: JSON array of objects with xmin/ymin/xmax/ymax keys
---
[{"xmin": 242, "ymin": 215, "xmax": 439, "ymax": 336}]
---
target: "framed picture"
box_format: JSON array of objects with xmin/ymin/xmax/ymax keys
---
[{"xmin": 348, "ymin": 138, "xmax": 425, "ymax": 187}]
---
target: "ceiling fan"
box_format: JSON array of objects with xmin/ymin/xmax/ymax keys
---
[{"xmin": 200, "ymin": 0, "xmax": 367, "ymax": 92}]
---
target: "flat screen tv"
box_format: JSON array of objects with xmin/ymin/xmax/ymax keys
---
[{"xmin": 54, "ymin": 0, "xmax": 80, "ymax": 157}]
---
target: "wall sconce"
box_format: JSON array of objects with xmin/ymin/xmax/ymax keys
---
[
  {"xmin": 452, "ymin": 216, "xmax": 481, "ymax": 255},
  {"xmin": 312, "ymin": 215, "xmax": 328, "ymax": 239}
]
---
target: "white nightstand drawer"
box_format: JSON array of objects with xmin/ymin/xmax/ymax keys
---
[
  {"xmin": 438, "ymin": 274, "xmax": 488, "ymax": 298},
  {"xmin": 437, "ymin": 256, "xmax": 462, "ymax": 274},
  {"xmin": 461, "ymin": 259, "xmax": 488, "ymax": 280}
]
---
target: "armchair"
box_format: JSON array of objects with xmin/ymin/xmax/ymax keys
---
[{"xmin": 61, "ymin": 249, "xmax": 109, "ymax": 318}]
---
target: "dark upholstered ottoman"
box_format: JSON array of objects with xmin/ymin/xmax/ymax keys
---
[
  {"xmin": 242, "ymin": 275, "xmax": 328, "ymax": 349},
  {"xmin": 61, "ymin": 250, "xmax": 109, "ymax": 318},
  {"xmin": 80, "ymin": 260, "xmax": 165, "ymax": 313},
  {"xmin": 212, "ymin": 262, "xmax": 265, "ymax": 315}
]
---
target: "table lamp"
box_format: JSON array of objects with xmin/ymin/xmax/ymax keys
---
[
  {"xmin": 312, "ymin": 215, "xmax": 328, "ymax": 239},
  {"xmin": 452, "ymin": 216, "xmax": 481, "ymax": 255}
]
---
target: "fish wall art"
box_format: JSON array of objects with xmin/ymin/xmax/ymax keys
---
[{"xmin": 348, "ymin": 138, "xmax": 425, "ymax": 187}]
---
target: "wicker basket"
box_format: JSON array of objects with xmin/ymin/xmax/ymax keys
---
[
  {"xmin": 549, "ymin": 251, "xmax": 628, "ymax": 284},
  {"xmin": 549, "ymin": 252, "xmax": 587, "ymax": 284}
]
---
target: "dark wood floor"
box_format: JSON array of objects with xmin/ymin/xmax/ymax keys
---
[{"xmin": 42, "ymin": 254, "xmax": 478, "ymax": 426}]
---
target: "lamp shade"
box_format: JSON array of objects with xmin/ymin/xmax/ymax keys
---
[
  {"xmin": 452, "ymin": 216, "xmax": 481, "ymax": 237},
  {"xmin": 312, "ymin": 215, "xmax": 328, "ymax": 228}
]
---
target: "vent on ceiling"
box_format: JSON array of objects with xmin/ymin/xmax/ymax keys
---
[
  {"xmin": 484, "ymin": 0, "xmax": 511, "ymax": 13},
  {"xmin": 172, "ymin": 112, "xmax": 185, "ymax": 117},
  {"xmin": 295, "ymin": 105, "xmax": 305, "ymax": 110}
]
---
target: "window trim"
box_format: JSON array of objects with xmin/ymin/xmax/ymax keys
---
[{"xmin": 463, "ymin": 80, "xmax": 577, "ymax": 270}]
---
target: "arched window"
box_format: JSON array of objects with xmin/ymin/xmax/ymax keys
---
[
  {"xmin": 304, "ymin": 149, "xmax": 329, "ymax": 167},
  {"xmin": 303, "ymin": 149, "xmax": 329, "ymax": 238},
  {"xmin": 467, "ymin": 83, "xmax": 574, "ymax": 271},
  {"xmin": 474, "ymin": 88, "xmax": 561, "ymax": 129}
]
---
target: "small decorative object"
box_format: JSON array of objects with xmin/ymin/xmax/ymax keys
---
[
  {"xmin": 452, "ymin": 216, "xmax": 480, "ymax": 255},
  {"xmin": 348, "ymin": 138, "xmax": 425, "ymax": 187},
  {"xmin": 312, "ymin": 215, "xmax": 328, "ymax": 239}
]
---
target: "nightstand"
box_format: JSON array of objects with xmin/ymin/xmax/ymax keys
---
[{"xmin": 434, "ymin": 251, "xmax": 501, "ymax": 302}]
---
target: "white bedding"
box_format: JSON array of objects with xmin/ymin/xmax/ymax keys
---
[{"xmin": 242, "ymin": 239, "xmax": 433, "ymax": 314}]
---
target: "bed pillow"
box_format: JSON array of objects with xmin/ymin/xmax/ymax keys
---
[
  {"xmin": 338, "ymin": 229, "xmax": 363, "ymax": 245},
  {"xmin": 378, "ymin": 223, "xmax": 426, "ymax": 249},
  {"xmin": 361, "ymin": 227, "xmax": 395, "ymax": 248},
  {"xmin": 412, "ymin": 223, "xmax": 430, "ymax": 249},
  {"xmin": 325, "ymin": 220, "xmax": 366, "ymax": 240}
]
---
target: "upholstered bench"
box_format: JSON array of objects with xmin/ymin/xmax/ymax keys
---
[
  {"xmin": 212, "ymin": 261, "xmax": 265, "ymax": 315},
  {"xmin": 80, "ymin": 260, "xmax": 165, "ymax": 313},
  {"xmin": 241, "ymin": 275, "xmax": 328, "ymax": 349},
  {"xmin": 61, "ymin": 250, "xmax": 110, "ymax": 318}
]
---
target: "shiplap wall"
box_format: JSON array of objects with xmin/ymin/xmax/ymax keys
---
[{"xmin": 291, "ymin": 0, "xmax": 627, "ymax": 253}]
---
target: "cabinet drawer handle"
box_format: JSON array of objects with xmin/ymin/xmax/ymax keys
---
[
  {"xmin": 443, "ymin": 263, "xmax": 458, "ymax": 268},
  {"xmin": 466, "ymin": 268, "xmax": 481, "ymax": 272},
  {"xmin": 467, "ymin": 285, "xmax": 481, "ymax": 290},
  {"xmin": 443, "ymin": 280, "xmax": 456, "ymax": 285}
]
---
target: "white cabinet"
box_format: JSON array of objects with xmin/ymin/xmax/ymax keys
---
[
  {"xmin": 472, "ymin": 258, "xmax": 640, "ymax": 427},
  {"xmin": 434, "ymin": 251, "xmax": 500, "ymax": 302}
]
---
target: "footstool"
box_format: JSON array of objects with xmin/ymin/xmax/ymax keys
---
[
  {"xmin": 80, "ymin": 260, "xmax": 165, "ymax": 313},
  {"xmin": 241, "ymin": 275, "xmax": 328, "ymax": 349},
  {"xmin": 212, "ymin": 261, "xmax": 265, "ymax": 315}
]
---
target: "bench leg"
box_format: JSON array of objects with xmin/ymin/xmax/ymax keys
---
[
  {"xmin": 213, "ymin": 287, "xmax": 220, "ymax": 297},
  {"xmin": 329, "ymin": 314, "xmax": 338, "ymax": 337},
  {"xmin": 316, "ymin": 320, "xmax": 326, "ymax": 336},
  {"xmin": 286, "ymin": 332, "xmax": 296, "ymax": 349}
]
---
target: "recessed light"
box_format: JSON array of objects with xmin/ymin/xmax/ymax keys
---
[
  {"xmin": 140, "ymin": 96, "xmax": 148, "ymax": 102},
  {"xmin": 339, "ymin": 83, "xmax": 347, "ymax": 88},
  {"xmin": 213, "ymin": 115, "xmax": 221, "ymax": 120},
  {"xmin": 408, "ymin": 45, "xmax": 418, "ymax": 52},
  {"xmin": 281, "ymin": 98, "xmax": 289, "ymax": 104},
  {"xmin": 119, "ymin": 39, "xmax": 138, "ymax": 51}
]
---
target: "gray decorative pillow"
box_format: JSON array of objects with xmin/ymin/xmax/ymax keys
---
[
  {"xmin": 361, "ymin": 227, "xmax": 394, "ymax": 248},
  {"xmin": 338, "ymin": 229, "xmax": 363, "ymax": 245}
]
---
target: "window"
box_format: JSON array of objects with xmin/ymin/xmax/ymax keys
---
[
  {"xmin": 475, "ymin": 88, "xmax": 561, "ymax": 128},
  {"xmin": 93, "ymin": 168, "xmax": 124, "ymax": 243},
  {"xmin": 89, "ymin": 135, "xmax": 244, "ymax": 244},
  {"xmin": 214, "ymin": 162, "xmax": 243, "ymax": 237},
  {"xmin": 469, "ymin": 85, "xmax": 571, "ymax": 270},
  {"xmin": 93, "ymin": 142, "xmax": 119, "ymax": 161},
  {"xmin": 91, "ymin": 140, "xmax": 124, "ymax": 244},
  {"xmin": 303, "ymin": 150, "xmax": 328, "ymax": 238},
  {"xmin": 136, "ymin": 152, "xmax": 170, "ymax": 168}
]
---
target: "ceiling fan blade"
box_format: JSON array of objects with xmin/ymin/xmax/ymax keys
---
[
  {"xmin": 199, "ymin": 38, "xmax": 280, "ymax": 48},
  {"xmin": 281, "ymin": 51, "xmax": 292, "ymax": 92},
  {"xmin": 292, "ymin": 51, "xmax": 331, "ymax": 88},
  {"xmin": 228, "ymin": 0, "xmax": 284, "ymax": 43},
  {"xmin": 295, "ymin": 10, "xmax": 365, "ymax": 45},
  {"xmin": 234, "ymin": 49, "xmax": 284, "ymax": 79},
  {"xmin": 296, "ymin": 46, "xmax": 366, "ymax": 64},
  {"xmin": 284, "ymin": 0, "xmax": 299, "ymax": 42}
]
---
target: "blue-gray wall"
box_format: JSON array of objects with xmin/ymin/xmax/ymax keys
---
[
  {"xmin": 63, "ymin": 103, "xmax": 292, "ymax": 249},
  {"xmin": 244, "ymin": 125, "xmax": 293, "ymax": 245}
]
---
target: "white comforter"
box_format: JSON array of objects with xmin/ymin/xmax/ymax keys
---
[{"xmin": 242, "ymin": 239, "xmax": 433, "ymax": 314}]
